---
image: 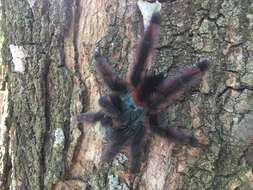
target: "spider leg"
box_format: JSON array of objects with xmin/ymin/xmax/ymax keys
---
[
  {"xmin": 130, "ymin": 125, "xmax": 145, "ymax": 173},
  {"xmin": 103, "ymin": 125, "xmax": 135, "ymax": 161},
  {"xmin": 102, "ymin": 138, "xmax": 127, "ymax": 162},
  {"xmin": 98, "ymin": 95, "xmax": 123, "ymax": 118},
  {"xmin": 95, "ymin": 53, "xmax": 128, "ymax": 94},
  {"xmin": 129, "ymin": 13, "xmax": 161, "ymax": 106},
  {"xmin": 155, "ymin": 125, "xmax": 200, "ymax": 147},
  {"xmin": 76, "ymin": 111, "xmax": 104, "ymax": 124},
  {"xmin": 137, "ymin": 73, "xmax": 164, "ymax": 104},
  {"xmin": 147, "ymin": 114, "xmax": 202, "ymax": 147},
  {"xmin": 100, "ymin": 115, "xmax": 113, "ymax": 127},
  {"xmin": 146, "ymin": 60, "xmax": 211, "ymax": 112},
  {"xmin": 76, "ymin": 110, "xmax": 113, "ymax": 127}
]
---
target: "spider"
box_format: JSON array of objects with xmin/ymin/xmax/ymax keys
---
[{"xmin": 77, "ymin": 12, "xmax": 211, "ymax": 174}]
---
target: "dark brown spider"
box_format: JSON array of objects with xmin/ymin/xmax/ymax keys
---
[{"xmin": 77, "ymin": 12, "xmax": 211, "ymax": 174}]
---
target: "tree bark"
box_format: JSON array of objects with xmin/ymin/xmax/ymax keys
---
[{"xmin": 1, "ymin": 0, "xmax": 253, "ymax": 190}]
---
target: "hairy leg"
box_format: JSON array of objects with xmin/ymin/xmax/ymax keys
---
[
  {"xmin": 100, "ymin": 116, "xmax": 113, "ymax": 127},
  {"xmin": 129, "ymin": 13, "xmax": 161, "ymax": 106},
  {"xmin": 146, "ymin": 60, "xmax": 211, "ymax": 112},
  {"xmin": 147, "ymin": 114, "xmax": 202, "ymax": 147},
  {"xmin": 103, "ymin": 125, "xmax": 135, "ymax": 161},
  {"xmin": 76, "ymin": 111, "xmax": 104, "ymax": 124},
  {"xmin": 98, "ymin": 95, "xmax": 123, "ymax": 118},
  {"xmin": 130, "ymin": 125, "xmax": 145, "ymax": 173},
  {"xmin": 95, "ymin": 52, "xmax": 128, "ymax": 94}
]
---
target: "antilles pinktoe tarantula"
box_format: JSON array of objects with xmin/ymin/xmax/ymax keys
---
[{"xmin": 77, "ymin": 12, "xmax": 211, "ymax": 173}]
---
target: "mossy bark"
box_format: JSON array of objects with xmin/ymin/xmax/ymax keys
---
[{"xmin": 0, "ymin": 0, "xmax": 253, "ymax": 190}]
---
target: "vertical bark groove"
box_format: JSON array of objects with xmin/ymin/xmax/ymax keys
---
[{"xmin": 40, "ymin": 57, "xmax": 51, "ymax": 190}]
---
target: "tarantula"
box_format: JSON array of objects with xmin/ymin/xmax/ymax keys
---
[{"xmin": 77, "ymin": 12, "xmax": 211, "ymax": 173}]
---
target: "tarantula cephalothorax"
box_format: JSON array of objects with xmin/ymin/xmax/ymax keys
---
[{"xmin": 77, "ymin": 12, "xmax": 211, "ymax": 173}]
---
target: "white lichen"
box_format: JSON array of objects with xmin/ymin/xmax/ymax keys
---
[
  {"xmin": 108, "ymin": 174, "xmax": 129, "ymax": 190},
  {"xmin": 54, "ymin": 128, "xmax": 65, "ymax": 147},
  {"xmin": 0, "ymin": 89, "xmax": 8, "ymax": 136},
  {"xmin": 0, "ymin": 89, "xmax": 8, "ymax": 175},
  {"xmin": 27, "ymin": 0, "xmax": 37, "ymax": 8},
  {"xmin": 137, "ymin": 0, "xmax": 161, "ymax": 29},
  {"xmin": 9, "ymin": 45, "xmax": 27, "ymax": 73},
  {"xmin": 113, "ymin": 153, "xmax": 128, "ymax": 166}
]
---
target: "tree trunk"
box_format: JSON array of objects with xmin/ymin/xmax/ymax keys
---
[{"xmin": 1, "ymin": 0, "xmax": 253, "ymax": 189}]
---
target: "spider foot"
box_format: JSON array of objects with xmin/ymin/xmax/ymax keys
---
[{"xmin": 76, "ymin": 111, "xmax": 104, "ymax": 124}]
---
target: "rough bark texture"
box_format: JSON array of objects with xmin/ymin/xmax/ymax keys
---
[{"xmin": 1, "ymin": 0, "xmax": 253, "ymax": 190}]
